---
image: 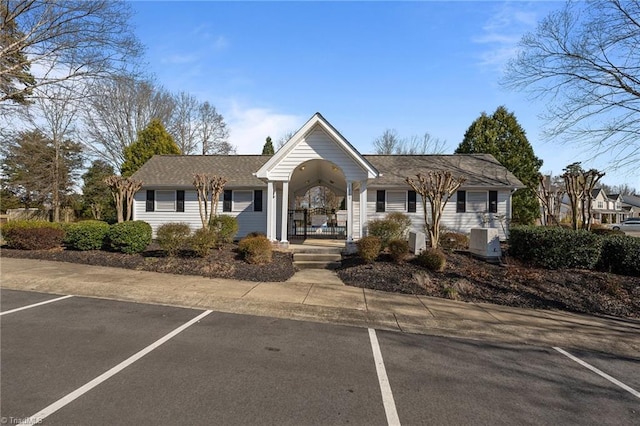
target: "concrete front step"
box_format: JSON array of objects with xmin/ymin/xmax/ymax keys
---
[
  {"xmin": 294, "ymin": 260, "xmax": 342, "ymax": 270},
  {"xmin": 293, "ymin": 253, "xmax": 342, "ymax": 263}
]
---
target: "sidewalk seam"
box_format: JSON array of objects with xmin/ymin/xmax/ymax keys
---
[{"xmin": 302, "ymin": 283, "xmax": 313, "ymax": 305}]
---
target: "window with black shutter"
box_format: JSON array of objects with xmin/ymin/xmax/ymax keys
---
[
  {"xmin": 376, "ymin": 190, "xmax": 385, "ymax": 213},
  {"xmin": 489, "ymin": 190, "xmax": 498, "ymax": 213},
  {"xmin": 146, "ymin": 190, "xmax": 155, "ymax": 212},
  {"xmin": 223, "ymin": 190, "xmax": 232, "ymax": 212},
  {"xmin": 177, "ymin": 190, "xmax": 185, "ymax": 212},
  {"xmin": 408, "ymin": 190, "xmax": 417, "ymax": 213},
  {"xmin": 254, "ymin": 190, "xmax": 263, "ymax": 212},
  {"xmin": 456, "ymin": 190, "xmax": 466, "ymax": 213}
]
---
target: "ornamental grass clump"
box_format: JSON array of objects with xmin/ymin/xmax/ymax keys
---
[{"xmin": 238, "ymin": 235, "xmax": 273, "ymax": 264}]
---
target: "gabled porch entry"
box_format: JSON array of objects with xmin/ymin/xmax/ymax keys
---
[{"xmin": 255, "ymin": 113, "xmax": 379, "ymax": 247}]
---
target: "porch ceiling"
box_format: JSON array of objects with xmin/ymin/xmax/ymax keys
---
[{"xmin": 290, "ymin": 159, "xmax": 347, "ymax": 196}]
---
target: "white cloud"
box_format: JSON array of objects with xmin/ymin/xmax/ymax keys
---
[
  {"xmin": 161, "ymin": 53, "xmax": 198, "ymax": 64},
  {"xmin": 225, "ymin": 101, "xmax": 304, "ymax": 154},
  {"xmin": 473, "ymin": 3, "xmax": 544, "ymax": 69}
]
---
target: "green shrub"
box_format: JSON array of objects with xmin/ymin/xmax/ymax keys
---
[
  {"xmin": 590, "ymin": 227, "xmax": 624, "ymax": 237},
  {"xmin": 599, "ymin": 235, "xmax": 640, "ymax": 277},
  {"xmin": 209, "ymin": 215, "xmax": 239, "ymax": 246},
  {"xmin": 2, "ymin": 220, "xmax": 64, "ymax": 250},
  {"xmin": 107, "ymin": 221, "xmax": 152, "ymax": 254},
  {"xmin": 368, "ymin": 218, "xmax": 402, "ymax": 248},
  {"xmin": 509, "ymin": 226, "xmax": 602, "ymax": 270},
  {"xmin": 439, "ymin": 232, "xmax": 469, "ymax": 251},
  {"xmin": 388, "ymin": 238, "xmax": 409, "ymax": 263},
  {"xmin": 190, "ymin": 228, "xmax": 217, "ymax": 257},
  {"xmin": 386, "ymin": 212, "xmax": 412, "ymax": 236},
  {"xmin": 417, "ymin": 248, "xmax": 447, "ymax": 272},
  {"xmin": 246, "ymin": 231, "xmax": 266, "ymax": 238},
  {"xmin": 156, "ymin": 223, "xmax": 191, "ymax": 256},
  {"xmin": 63, "ymin": 220, "xmax": 110, "ymax": 250},
  {"xmin": 238, "ymin": 235, "xmax": 273, "ymax": 264},
  {"xmin": 357, "ymin": 236, "xmax": 382, "ymax": 263}
]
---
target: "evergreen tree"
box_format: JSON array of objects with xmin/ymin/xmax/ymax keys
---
[
  {"xmin": 81, "ymin": 160, "xmax": 116, "ymax": 221},
  {"xmin": 121, "ymin": 119, "xmax": 180, "ymax": 177},
  {"xmin": 455, "ymin": 106, "xmax": 543, "ymax": 224},
  {"xmin": 262, "ymin": 136, "xmax": 275, "ymax": 155}
]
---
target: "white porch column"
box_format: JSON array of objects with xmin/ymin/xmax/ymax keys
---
[
  {"xmin": 359, "ymin": 180, "xmax": 367, "ymax": 238},
  {"xmin": 266, "ymin": 181, "xmax": 276, "ymax": 241},
  {"xmin": 280, "ymin": 181, "xmax": 289, "ymax": 244},
  {"xmin": 346, "ymin": 180, "xmax": 353, "ymax": 242}
]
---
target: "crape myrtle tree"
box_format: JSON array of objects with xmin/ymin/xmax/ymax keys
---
[
  {"xmin": 562, "ymin": 162, "xmax": 605, "ymax": 231},
  {"xmin": 121, "ymin": 119, "xmax": 180, "ymax": 177},
  {"xmin": 503, "ymin": 0, "xmax": 640, "ymax": 172},
  {"xmin": 193, "ymin": 174, "xmax": 227, "ymax": 229},
  {"xmin": 104, "ymin": 175, "xmax": 142, "ymax": 223},
  {"xmin": 405, "ymin": 171, "xmax": 466, "ymax": 249},
  {"xmin": 0, "ymin": 0, "xmax": 142, "ymax": 105},
  {"xmin": 455, "ymin": 106, "xmax": 543, "ymax": 225}
]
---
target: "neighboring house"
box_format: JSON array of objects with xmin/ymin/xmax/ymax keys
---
[
  {"xmin": 622, "ymin": 194, "xmax": 640, "ymax": 218},
  {"xmin": 591, "ymin": 188, "xmax": 630, "ymax": 224},
  {"xmin": 131, "ymin": 113, "xmax": 524, "ymax": 247}
]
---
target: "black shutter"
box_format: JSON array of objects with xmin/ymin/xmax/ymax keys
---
[
  {"xmin": 254, "ymin": 190, "xmax": 263, "ymax": 212},
  {"xmin": 408, "ymin": 190, "xmax": 417, "ymax": 213},
  {"xmin": 146, "ymin": 190, "xmax": 155, "ymax": 212},
  {"xmin": 456, "ymin": 190, "xmax": 466, "ymax": 213},
  {"xmin": 489, "ymin": 191, "xmax": 498, "ymax": 213},
  {"xmin": 176, "ymin": 190, "xmax": 185, "ymax": 212},
  {"xmin": 376, "ymin": 190, "xmax": 385, "ymax": 213},
  {"xmin": 223, "ymin": 190, "xmax": 232, "ymax": 212}
]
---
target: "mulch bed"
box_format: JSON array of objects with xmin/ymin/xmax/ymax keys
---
[
  {"xmin": 3, "ymin": 244, "xmax": 638, "ymax": 318},
  {"xmin": 1, "ymin": 243, "xmax": 296, "ymax": 283},
  {"xmin": 337, "ymin": 252, "xmax": 640, "ymax": 318}
]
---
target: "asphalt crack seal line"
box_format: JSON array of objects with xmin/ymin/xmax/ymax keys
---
[
  {"xmin": 554, "ymin": 347, "xmax": 640, "ymax": 399},
  {"xmin": 17, "ymin": 310, "xmax": 213, "ymax": 426},
  {"xmin": 369, "ymin": 328, "xmax": 401, "ymax": 426},
  {"xmin": 0, "ymin": 295, "xmax": 74, "ymax": 316}
]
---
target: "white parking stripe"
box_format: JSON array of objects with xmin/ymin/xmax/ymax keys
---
[
  {"xmin": 369, "ymin": 328, "xmax": 401, "ymax": 426},
  {"xmin": 554, "ymin": 347, "xmax": 640, "ymax": 399},
  {"xmin": 18, "ymin": 309, "xmax": 213, "ymax": 426},
  {"xmin": 0, "ymin": 295, "xmax": 74, "ymax": 316}
]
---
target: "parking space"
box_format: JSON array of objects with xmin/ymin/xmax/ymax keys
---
[
  {"xmin": 1, "ymin": 289, "xmax": 638, "ymax": 425},
  {"xmin": 0, "ymin": 289, "xmax": 66, "ymax": 312}
]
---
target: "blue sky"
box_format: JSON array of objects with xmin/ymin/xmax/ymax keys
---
[{"xmin": 129, "ymin": 1, "xmax": 637, "ymax": 188}]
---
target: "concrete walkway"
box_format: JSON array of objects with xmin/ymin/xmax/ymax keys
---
[{"xmin": 1, "ymin": 257, "xmax": 638, "ymax": 357}]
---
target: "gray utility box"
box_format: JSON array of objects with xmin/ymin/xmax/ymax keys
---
[
  {"xmin": 469, "ymin": 228, "xmax": 502, "ymax": 261},
  {"xmin": 409, "ymin": 231, "xmax": 427, "ymax": 254}
]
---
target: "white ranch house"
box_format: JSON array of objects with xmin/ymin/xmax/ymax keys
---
[{"xmin": 131, "ymin": 113, "xmax": 524, "ymax": 247}]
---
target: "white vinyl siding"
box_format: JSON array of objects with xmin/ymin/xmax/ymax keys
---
[
  {"xmin": 386, "ymin": 191, "xmax": 406, "ymax": 212},
  {"xmin": 233, "ymin": 190, "xmax": 253, "ymax": 212},
  {"xmin": 155, "ymin": 190, "xmax": 175, "ymax": 212},
  {"xmin": 134, "ymin": 189, "xmax": 267, "ymax": 238}
]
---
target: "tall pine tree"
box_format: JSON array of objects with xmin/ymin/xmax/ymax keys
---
[
  {"xmin": 121, "ymin": 119, "xmax": 180, "ymax": 177},
  {"xmin": 262, "ymin": 136, "xmax": 275, "ymax": 155},
  {"xmin": 455, "ymin": 106, "xmax": 542, "ymax": 224}
]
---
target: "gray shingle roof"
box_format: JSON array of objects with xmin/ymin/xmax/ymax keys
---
[
  {"xmin": 132, "ymin": 153, "xmax": 524, "ymax": 189},
  {"xmin": 131, "ymin": 155, "xmax": 271, "ymax": 188},
  {"xmin": 363, "ymin": 154, "xmax": 525, "ymax": 188}
]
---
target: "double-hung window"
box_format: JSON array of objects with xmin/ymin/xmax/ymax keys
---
[
  {"xmin": 146, "ymin": 190, "xmax": 185, "ymax": 212},
  {"xmin": 222, "ymin": 190, "xmax": 263, "ymax": 212}
]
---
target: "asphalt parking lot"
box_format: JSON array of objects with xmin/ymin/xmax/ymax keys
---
[{"xmin": 1, "ymin": 289, "xmax": 638, "ymax": 425}]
